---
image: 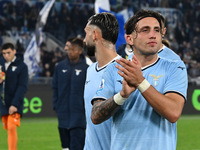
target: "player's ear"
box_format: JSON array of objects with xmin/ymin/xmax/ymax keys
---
[
  {"xmin": 125, "ymin": 34, "xmax": 134, "ymax": 46},
  {"xmin": 93, "ymin": 29, "xmax": 101, "ymax": 41},
  {"xmin": 92, "ymin": 29, "xmax": 96, "ymax": 41},
  {"xmin": 13, "ymin": 49, "xmax": 17, "ymax": 55}
]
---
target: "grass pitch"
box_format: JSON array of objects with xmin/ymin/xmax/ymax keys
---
[
  {"xmin": 0, "ymin": 117, "xmax": 60, "ymax": 150},
  {"xmin": 0, "ymin": 115, "xmax": 200, "ymax": 150},
  {"xmin": 177, "ymin": 115, "xmax": 200, "ymax": 150}
]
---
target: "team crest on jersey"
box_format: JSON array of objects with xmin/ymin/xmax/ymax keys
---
[
  {"xmin": 62, "ymin": 69, "xmax": 67, "ymax": 73},
  {"xmin": 75, "ymin": 69, "xmax": 82, "ymax": 76},
  {"xmin": 12, "ymin": 66, "xmax": 17, "ymax": 71},
  {"xmin": 149, "ymin": 74, "xmax": 164, "ymax": 86},
  {"xmin": 97, "ymin": 79, "xmax": 105, "ymax": 92}
]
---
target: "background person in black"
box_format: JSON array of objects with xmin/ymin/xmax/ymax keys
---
[
  {"xmin": 0, "ymin": 42, "xmax": 28, "ymax": 150},
  {"xmin": 52, "ymin": 38, "xmax": 88, "ymax": 150}
]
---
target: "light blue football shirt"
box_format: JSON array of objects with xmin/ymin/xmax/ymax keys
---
[
  {"xmin": 84, "ymin": 56, "xmax": 121, "ymax": 150},
  {"xmin": 93, "ymin": 57, "xmax": 188, "ymax": 150},
  {"xmin": 158, "ymin": 45, "xmax": 181, "ymax": 60},
  {"xmin": 127, "ymin": 45, "xmax": 181, "ymax": 61}
]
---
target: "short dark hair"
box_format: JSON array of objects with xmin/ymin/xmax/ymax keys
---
[
  {"xmin": 1, "ymin": 43, "xmax": 15, "ymax": 51},
  {"xmin": 124, "ymin": 9, "xmax": 163, "ymax": 35},
  {"xmin": 88, "ymin": 12, "xmax": 119, "ymax": 44},
  {"xmin": 66, "ymin": 37, "xmax": 75, "ymax": 43},
  {"xmin": 71, "ymin": 38, "xmax": 84, "ymax": 49}
]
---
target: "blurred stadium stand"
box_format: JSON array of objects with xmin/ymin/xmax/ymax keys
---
[{"xmin": 0, "ymin": 0, "xmax": 199, "ymax": 80}]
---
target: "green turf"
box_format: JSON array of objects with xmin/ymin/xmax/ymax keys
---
[
  {"xmin": 177, "ymin": 115, "xmax": 200, "ymax": 150},
  {"xmin": 0, "ymin": 117, "xmax": 60, "ymax": 150},
  {"xmin": 0, "ymin": 115, "xmax": 200, "ymax": 150}
]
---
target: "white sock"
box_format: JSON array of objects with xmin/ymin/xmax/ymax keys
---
[{"xmin": 62, "ymin": 148, "xmax": 69, "ymax": 150}]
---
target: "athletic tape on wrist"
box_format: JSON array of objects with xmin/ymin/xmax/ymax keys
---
[
  {"xmin": 137, "ymin": 79, "xmax": 150, "ymax": 93},
  {"xmin": 113, "ymin": 92, "xmax": 127, "ymax": 105}
]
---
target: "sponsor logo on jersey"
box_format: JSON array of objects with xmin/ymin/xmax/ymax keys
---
[
  {"xmin": 177, "ymin": 66, "xmax": 185, "ymax": 70},
  {"xmin": 85, "ymin": 80, "xmax": 90, "ymax": 84},
  {"xmin": 117, "ymin": 80, "xmax": 123, "ymax": 84}
]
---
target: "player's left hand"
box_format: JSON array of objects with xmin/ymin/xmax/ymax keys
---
[
  {"xmin": 119, "ymin": 79, "xmax": 136, "ymax": 98},
  {"xmin": 115, "ymin": 55, "xmax": 144, "ymax": 88},
  {"xmin": 9, "ymin": 105, "xmax": 18, "ymax": 115}
]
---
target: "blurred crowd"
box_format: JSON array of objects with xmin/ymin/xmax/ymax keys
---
[{"xmin": 0, "ymin": 0, "xmax": 200, "ymax": 81}]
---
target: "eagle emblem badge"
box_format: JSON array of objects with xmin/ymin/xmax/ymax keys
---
[{"xmin": 149, "ymin": 74, "xmax": 164, "ymax": 86}]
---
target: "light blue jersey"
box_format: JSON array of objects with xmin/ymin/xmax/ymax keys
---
[
  {"xmin": 93, "ymin": 57, "xmax": 188, "ymax": 150},
  {"xmin": 84, "ymin": 56, "xmax": 120, "ymax": 150},
  {"xmin": 158, "ymin": 45, "xmax": 181, "ymax": 60},
  {"xmin": 128, "ymin": 45, "xmax": 181, "ymax": 61}
]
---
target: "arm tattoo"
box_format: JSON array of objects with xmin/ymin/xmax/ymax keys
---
[{"xmin": 91, "ymin": 96, "xmax": 120, "ymax": 124}]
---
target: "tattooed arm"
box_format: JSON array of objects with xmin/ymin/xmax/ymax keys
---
[
  {"xmin": 91, "ymin": 57, "xmax": 139, "ymax": 125},
  {"xmin": 91, "ymin": 98, "xmax": 120, "ymax": 124},
  {"xmin": 91, "ymin": 72, "xmax": 136, "ymax": 125}
]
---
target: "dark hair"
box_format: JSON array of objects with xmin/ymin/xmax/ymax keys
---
[
  {"xmin": 159, "ymin": 13, "xmax": 165, "ymax": 28},
  {"xmin": 1, "ymin": 43, "xmax": 15, "ymax": 51},
  {"xmin": 71, "ymin": 38, "xmax": 84, "ymax": 49},
  {"xmin": 124, "ymin": 9, "xmax": 163, "ymax": 35},
  {"xmin": 67, "ymin": 37, "xmax": 75, "ymax": 43},
  {"xmin": 162, "ymin": 39, "xmax": 171, "ymax": 48},
  {"xmin": 88, "ymin": 12, "xmax": 119, "ymax": 44}
]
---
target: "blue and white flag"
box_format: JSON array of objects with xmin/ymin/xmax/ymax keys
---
[
  {"xmin": 24, "ymin": 35, "xmax": 40, "ymax": 77},
  {"xmin": 39, "ymin": 0, "xmax": 55, "ymax": 25},
  {"xmin": 94, "ymin": 0, "xmax": 133, "ymax": 49},
  {"xmin": 116, "ymin": 8, "xmax": 134, "ymax": 49},
  {"xmin": 95, "ymin": 0, "xmax": 110, "ymax": 14},
  {"xmin": 24, "ymin": 0, "xmax": 55, "ymax": 77},
  {"xmin": 36, "ymin": 0, "xmax": 55, "ymax": 46}
]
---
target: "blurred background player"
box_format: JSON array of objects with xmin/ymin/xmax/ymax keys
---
[
  {"xmin": 0, "ymin": 42, "xmax": 28, "ymax": 150},
  {"xmin": 52, "ymin": 38, "xmax": 88, "ymax": 150},
  {"xmin": 117, "ymin": 43, "xmax": 133, "ymax": 59}
]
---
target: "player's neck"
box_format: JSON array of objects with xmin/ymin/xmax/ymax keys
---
[
  {"xmin": 97, "ymin": 50, "xmax": 118, "ymax": 68},
  {"xmin": 135, "ymin": 52, "xmax": 158, "ymax": 68}
]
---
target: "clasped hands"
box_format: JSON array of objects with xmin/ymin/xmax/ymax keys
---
[{"xmin": 115, "ymin": 55, "xmax": 144, "ymax": 98}]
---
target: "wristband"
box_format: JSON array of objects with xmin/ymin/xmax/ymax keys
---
[
  {"xmin": 137, "ymin": 79, "xmax": 150, "ymax": 93},
  {"xmin": 113, "ymin": 92, "xmax": 127, "ymax": 105}
]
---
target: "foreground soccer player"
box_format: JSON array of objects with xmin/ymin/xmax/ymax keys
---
[
  {"xmin": 126, "ymin": 12, "xmax": 181, "ymax": 61},
  {"xmin": 83, "ymin": 12, "xmax": 120, "ymax": 150},
  {"xmin": 91, "ymin": 10, "xmax": 188, "ymax": 150}
]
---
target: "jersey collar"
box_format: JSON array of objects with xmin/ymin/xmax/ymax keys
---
[{"xmin": 96, "ymin": 55, "xmax": 121, "ymax": 71}]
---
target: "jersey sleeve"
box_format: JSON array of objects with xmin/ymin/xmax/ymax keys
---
[{"xmin": 164, "ymin": 60, "xmax": 188, "ymax": 101}]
